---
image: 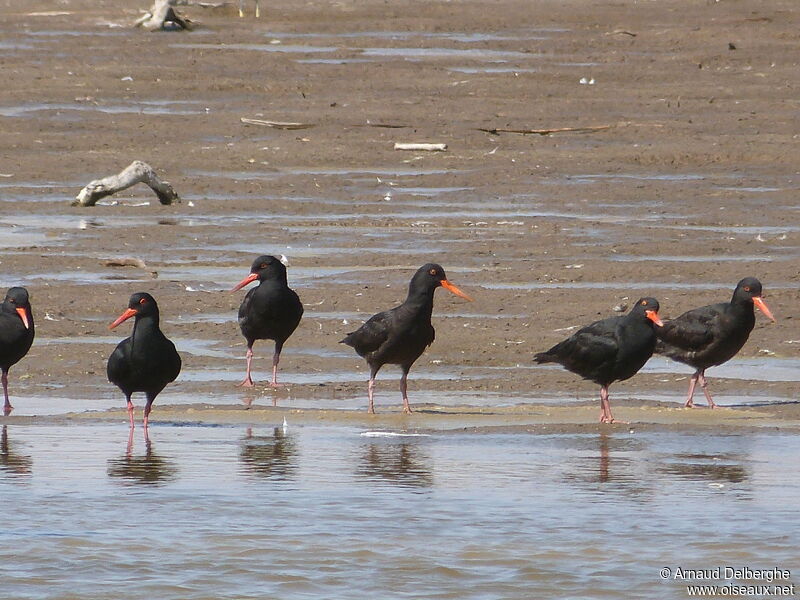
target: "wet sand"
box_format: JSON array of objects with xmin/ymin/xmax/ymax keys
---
[{"xmin": 0, "ymin": 0, "xmax": 798, "ymax": 429}]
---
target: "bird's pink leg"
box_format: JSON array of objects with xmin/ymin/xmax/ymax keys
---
[
  {"xmin": 126, "ymin": 397, "xmax": 135, "ymax": 429},
  {"xmin": 367, "ymin": 373, "xmax": 376, "ymax": 414},
  {"xmin": 2, "ymin": 371, "xmax": 12, "ymax": 416},
  {"xmin": 685, "ymin": 371, "xmax": 700, "ymax": 408},
  {"xmin": 599, "ymin": 386, "xmax": 628, "ymax": 424},
  {"xmin": 599, "ymin": 386, "xmax": 611, "ymax": 423},
  {"xmin": 698, "ymin": 370, "xmax": 717, "ymax": 408},
  {"xmin": 238, "ymin": 347, "xmax": 255, "ymax": 387},
  {"xmin": 400, "ymin": 369, "xmax": 413, "ymax": 415},
  {"xmin": 143, "ymin": 397, "xmax": 154, "ymax": 430},
  {"xmin": 270, "ymin": 342, "xmax": 283, "ymax": 388}
]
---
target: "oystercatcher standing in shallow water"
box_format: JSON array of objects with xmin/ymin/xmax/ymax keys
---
[
  {"xmin": 341, "ymin": 263, "xmax": 473, "ymax": 414},
  {"xmin": 534, "ymin": 297, "xmax": 663, "ymax": 424},
  {"xmin": 655, "ymin": 277, "xmax": 775, "ymax": 408},
  {"xmin": 232, "ymin": 255, "xmax": 303, "ymax": 387},
  {"xmin": 0, "ymin": 287, "xmax": 34, "ymax": 416},
  {"xmin": 107, "ymin": 293, "xmax": 181, "ymax": 429}
]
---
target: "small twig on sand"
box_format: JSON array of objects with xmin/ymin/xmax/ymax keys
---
[
  {"xmin": 74, "ymin": 161, "xmax": 180, "ymax": 207},
  {"xmin": 241, "ymin": 117, "xmax": 315, "ymax": 130},
  {"xmin": 477, "ymin": 125, "xmax": 613, "ymax": 136}
]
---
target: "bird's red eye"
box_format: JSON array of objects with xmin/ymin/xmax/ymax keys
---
[
  {"xmin": 744, "ymin": 286, "xmax": 751, "ymax": 292},
  {"xmin": 429, "ymin": 268, "xmax": 437, "ymax": 276},
  {"xmin": 260, "ymin": 263, "xmax": 267, "ymax": 270},
  {"xmin": 641, "ymin": 300, "xmax": 648, "ymax": 306},
  {"xmin": 139, "ymin": 297, "xmax": 147, "ymax": 305}
]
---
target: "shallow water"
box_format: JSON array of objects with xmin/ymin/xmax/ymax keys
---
[{"xmin": 1, "ymin": 423, "xmax": 798, "ymax": 598}]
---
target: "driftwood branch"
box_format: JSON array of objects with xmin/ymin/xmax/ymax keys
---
[
  {"xmin": 73, "ymin": 161, "xmax": 180, "ymax": 207},
  {"xmin": 477, "ymin": 125, "xmax": 613, "ymax": 136},
  {"xmin": 135, "ymin": 0, "xmax": 191, "ymax": 30}
]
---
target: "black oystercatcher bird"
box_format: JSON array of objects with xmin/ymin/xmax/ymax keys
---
[
  {"xmin": 534, "ymin": 297, "xmax": 663, "ymax": 424},
  {"xmin": 107, "ymin": 293, "xmax": 181, "ymax": 429},
  {"xmin": 0, "ymin": 287, "xmax": 34, "ymax": 416},
  {"xmin": 232, "ymin": 255, "xmax": 303, "ymax": 387},
  {"xmin": 341, "ymin": 263, "xmax": 473, "ymax": 414},
  {"xmin": 655, "ymin": 277, "xmax": 775, "ymax": 408}
]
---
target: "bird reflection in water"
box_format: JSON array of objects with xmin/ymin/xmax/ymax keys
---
[
  {"xmin": 598, "ymin": 432, "xmax": 610, "ymax": 483},
  {"xmin": 357, "ymin": 440, "xmax": 433, "ymax": 488},
  {"xmin": 561, "ymin": 432, "xmax": 650, "ymax": 497},
  {"xmin": 0, "ymin": 425, "xmax": 32, "ymax": 479},
  {"xmin": 239, "ymin": 426, "xmax": 296, "ymax": 480},
  {"xmin": 107, "ymin": 428, "xmax": 178, "ymax": 486},
  {"xmin": 659, "ymin": 452, "xmax": 750, "ymax": 485}
]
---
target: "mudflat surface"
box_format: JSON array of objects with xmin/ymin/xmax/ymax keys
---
[{"xmin": 0, "ymin": 0, "xmax": 798, "ymax": 427}]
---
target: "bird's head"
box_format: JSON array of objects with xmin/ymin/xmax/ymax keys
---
[
  {"xmin": 109, "ymin": 292, "xmax": 159, "ymax": 329},
  {"xmin": 232, "ymin": 255, "xmax": 287, "ymax": 291}
]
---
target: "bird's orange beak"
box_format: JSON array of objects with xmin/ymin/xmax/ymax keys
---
[
  {"xmin": 109, "ymin": 308, "xmax": 138, "ymax": 330},
  {"xmin": 231, "ymin": 272, "xmax": 259, "ymax": 292},
  {"xmin": 753, "ymin": 296, "xmax": 776, "ymax": 322},
  {"xmin": 441, "ymin": 280, "xmax": 473, "ymax": 302},
  {"xmin": 645, "ymin": 309, "xmax": 663, "ymax": 327},
  {"xmin": 15, "ymin": 307, "xmax": 30, "ymax": 330}
]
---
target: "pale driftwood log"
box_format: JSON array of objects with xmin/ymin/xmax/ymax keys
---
[
  {"xmin": 102, "ymin": 257, "xmax": 148, "ymax": 269},
  {"xmin": 135, "ymin": 0, "xmax": 190, "ymax": 30},
  {"xmin": 393, "ymin": 143, "xmax": 448, "ymax": 152},
  {"xmin": 239, "ymin": 0, "xmax": 260, "ymax": 17},
  {"xmin": 73, "ymin": 161, "xmax": 180, "ymax": 207}
]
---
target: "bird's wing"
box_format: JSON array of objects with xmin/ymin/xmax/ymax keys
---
[
  {"xmin": 568, "ymin": 325, "xmax": 620, "ymax": 363},
  {"xmin": 657, "ymin": 307, "xmax": 719, "ymax": 351},
  {"xmin": 106, "ymin": 339, "xmax": 131, "ymax": 384},
  {"xmin": 342, "ymin": 310, "xmax": 392, "ymax": 354},
  {"xmin": 237, "ymin": 287, "xmax": 258, "ymax": 322}
]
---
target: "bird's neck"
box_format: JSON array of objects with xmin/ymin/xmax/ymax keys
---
[
  {"xmin": 403, "ymin": 288, "xmax": 435, "ymax": 316},
  {"xmin": 729, "ymin": 295, "xmax": 754, "ymax": 316},
  {"xmin": 132, "ymin": 314, "xmax": 160, "ymax": 339},
  {"xmin": 259, "ymin": 277, "xmax": 288, "ymax": 291}
]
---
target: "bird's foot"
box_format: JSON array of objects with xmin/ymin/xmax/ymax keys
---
[
  {"xmin": 599, "ymin": 415, "xmax": 628, "ymax": 424},
  {"xmin": 403, "ymin": 406, "xmax": 413, "ymax": 415},
  {"xmin": 237, "ymin": 378, "xmax": 255, "ymax": 388},
  {"xmin": 3, "ymin": 403, "xmax": 12, "ymax": 417},
  {"xmin": 684, "ymin": 399, "xmax": 695, "ymax": 408},
  {"xmin": 269, "ymin": 381, "xmax": 282, "ymax": 388},
  {"xmin": 707, "ymin": 401, "xmax": 718, "ymax": 409}
]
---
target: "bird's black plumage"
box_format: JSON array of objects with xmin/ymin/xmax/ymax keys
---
[
  {"xmin": 342, "ymin": 263, "xmax": 472, "ymax": 414},
  {"xmin": 107, "ymin": 292, "xmax": 181, "ymax": 428},
  {"xmin": 233, "ymin": 255, "xmax": 303, "ymax": 387},
  {"xmin": 534, "ymin": 297, "xmax": 662, "ymax": 423},
  {"xmin": 655, "ymin": 277, "xmax": 775, "ymax": 408},
  {"xmin": 0, "ymin": 287, "xmax": 34, "ymax": 416}
]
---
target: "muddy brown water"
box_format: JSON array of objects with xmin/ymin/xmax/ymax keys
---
[{"xmin": 2, "ymin": 423, "xmax": 800, "ymax": 599}]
